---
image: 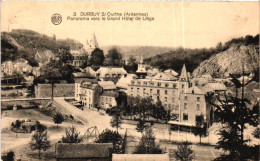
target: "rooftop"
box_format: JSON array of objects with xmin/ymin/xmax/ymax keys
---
[
  {"xmin": 185, "ymin": 86, "xmax": 206, "ymax": 95},
  {"xmin": 112, "ymin": 154, "xmax": 169, "ymax": 161},
  {"xmin": 98, "ymin": 81, "xmax": 117, "ymax": 90},
  {"xmin": 202, "ymin": 83, "xmax": 227, "ymax": 93},
  {"xmin": 101, "ymin": 91, "xmax": 119, "ymax": 97},
  {"xmin": 56, "ymin": 143, "xmax": 113, "ymax": 159},
  {"xmin": 96, "ymin": 66, "xmax": 127, "ymax": 78}
]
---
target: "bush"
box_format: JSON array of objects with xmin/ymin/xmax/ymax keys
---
[{"xmin": 35, "ymin": 121, "xmax": 47, "ymax": 132}]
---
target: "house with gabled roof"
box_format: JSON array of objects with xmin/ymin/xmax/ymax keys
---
[{"xmin": 96, "ymin": 66, "xmax": 127, "ymax": 83}]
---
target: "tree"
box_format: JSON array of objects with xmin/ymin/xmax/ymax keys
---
[
  {"xmin": 104, "ymin": 48, "xmax": 123, "ymax": 66},
  {"xmin": 35, "ymin": 121, "xmax": 47, "ymax": 132},
  {"xmin": 30, "ymin": 130, "xmax": 51, "ymax": 159},
  {"xmin": 89, "ymin": 48, "xmax": 104, "ymax": 66},
  {"xmin": 61, "ymin": 126, "xmax": 83, "ymax": 143},
  {"xmin": 125, "ymin": 55, "xmax": 138, "ymax": 73},
  {"xmin": 95, "ymin": 129, "xmax": 123, "ymax": 154},
  {"xmin": 173, "ymin": 142, "xmax": 195, "ymax": 161},
  {"xmin": 153, "ymin": 100, "xmax": 167, "ymax": 122},
  {"xmin": 206, "ymin": 72, "xmax": 259, "ymax": 160},
  {"xmin": 136, "ymin": 120, "xmax": 146, "ymax": 133},
  {"xmin": 6, "ymin": 151, "xmax": 15, "ymax": 161},
  {"xmin": 192, "ymin": 114, "xmax": 207, "ymax": 144},
  {"xmin": 252, "ymin": 127, "xmax": 260, "ymax": 139},
  {"xmin": 58, "ymin": 47, "xmax": 73, "ymax": 64},
  {"xmin": 133, "ymin": 126, "xmax": 162, "ymax": 154},
  {"xmin": 53, "ymin": 112, "xmax": 64, "ymax": 130},
  {"xmin": 110, "ymin": 111, "xmax": 122, "ymax": 133}
]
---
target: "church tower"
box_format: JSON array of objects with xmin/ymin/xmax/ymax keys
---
[
  {"xmin": 179, "ymin": 64, "xmax": 189, "ymax": 82},
  {"xmin": 86, "ymin": 33, "xmax": 99, "ymax": 54},
  {"xmin": 136, "ymin": 55, "xmax": 148, "ymax": 79}
]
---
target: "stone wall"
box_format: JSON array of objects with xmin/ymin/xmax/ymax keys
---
[{"xmin": 35, "ymin": 84, "xmax": 75, "ymax": 98}]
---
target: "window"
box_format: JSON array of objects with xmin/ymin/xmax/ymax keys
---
[
  {"xmin": 131, "ymin": 81, "xmax": 135, "ymax": 85},
  {"xmin": 173, "ymin": 84, "xmax": 176, "ymax": 88},
  {"xmin": 165, "ymin": 90, "xmax": 168, "ymax": 95},
  {"xmin": 137, "ymin": 81, "xmax": 141, "ymax": 85},
  {"xmin": 150, "ymin": 89, "xmax": 153, "ymax": 93},
  {"xmin": 184, "ymin": 96, "xmax": 187, "ymax": 101},
  {"xmin": 197, "ymin": 104, "xmax": 200, "ymax": 111},
  {"xmin": 183, "ymin": 114, "xmax": 188, "ymax": 120},
  {"xmin": 165, "ymin": 84, "xmax": 169, "ymax": 87},
  {"xmin": 182, "ymin": 84, "xmax": 185, "ymax": 88},
  {"xmin": 131, "ymin": 87, "xmax": 133, "ymax": 92},
  {"xmin": 196, "ymin": 115, "xmax": 203, "ymax": 122},
  {"xmin": 158, "ymin": 83, "xmax": 161, "ymax": 87},
  {"xmin": 137, "ymin": 88, "xmax": 140, "ymax": 93},
  {"xmin": 144, "ymin": 81, "xmax": 147, "ymax": 85},
  {"xmin": 172, "ymin": 90, "xmax": 175, "ymax": 95},
  {"xmin": 110, "ymin": 98, "xmax": 112, "ymax": 102},
  {"xmin": 151, "ymin": 82, "xmax": 154, "ymax": 86},
  {"xmin": 157, "ymin": 90, "xmax": 160, "ymax": 95},
  {"xmin": 197, "ymin": 97, "xmax": 200, "ymax": 102},
  {"xmin": 172, "ymin": 97, "xmax": 175, "ymax": 103},
  {"xmin": 165, "ymin": 97, "xmax": 167, "ymax": 102},
  {"xmin": 184, "ymin": 103, "xmax": 187, "ymax": 109},
  {"xmin": 143, "ymin": 88, "xmax": 146, "ymax": 94}
]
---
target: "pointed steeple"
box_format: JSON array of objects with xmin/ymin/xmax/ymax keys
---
[
  {"xmin": 91, "ymin": 33, "xmax": 98, "ymax": 48},
  {"xmin": 140, "ymin": 55, "xmax": 143, "ymax": 64},
  {"xmin": 179, "ymin": 64, "xmax": 189, "ymax": 82}
]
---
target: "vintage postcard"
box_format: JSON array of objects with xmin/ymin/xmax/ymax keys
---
[{"xmin": 1, "ymin": 1, "xmax": 259, "ymax": 161}]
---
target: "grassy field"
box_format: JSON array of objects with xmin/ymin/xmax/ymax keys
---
[{"xmin": 1, "ymin": 109, "xmax": 81, "ymax": 160}]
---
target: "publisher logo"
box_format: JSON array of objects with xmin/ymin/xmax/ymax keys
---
[{"xmin": 51, "ymin": 13, "xmax": 62, "ymax": 25}]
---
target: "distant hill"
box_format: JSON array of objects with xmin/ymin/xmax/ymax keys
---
[
  {"xmin": 1, "ymin": 29, "xmax": 174, "ymax": 66},
  {"xmin": 100, "ymin": 45, "xmax": 174, "ymax": 60},
  {"xmin": 145, "ymin": 34, "xmax": 259, "ymax": 74},
  {"xmin": 1, "ymin": 29, "xmax": 83, "ymax": 66}
]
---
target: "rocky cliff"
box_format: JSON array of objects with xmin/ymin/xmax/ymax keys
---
[{"xmin": 193, "ymin": 45, "xmax": 259, "ymax": 78}]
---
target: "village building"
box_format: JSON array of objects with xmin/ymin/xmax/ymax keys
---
[
  {"xmin": 128, "ymin": 65, "xmax": 190, "ymax": 116},
  {"xmin": 177, "ymin": 86, "xmax": 209, "ymax": 127},
  {"xmin": 163, "ymin": 69, "xmax": 178, "ymax": 77},
  {"xmin": 98, "ymin": 81, "xmax": 117, "ymax": 92},
  {"xmin": 202, "ymin": 82, "xmax": 227, "ymax": 93},
  {"xmin": 1, "ymin": 59, "xmax": 33, "ymax": 76},
  {"xmin": 71, "ymin": 33, "xmax": 99, "ymax": 67},
  {"xmin": 74, "ymin": 77, "xmax": 98, "ymax": 101},
  {"xmin": 116, "ymin": 74, "xmax": 137, "ymax": 92},
  {"xmin": 95, "ymin": 66, "xmax": 127, "ymax": 82},
  {"xmin": 98, "ymin": 91, "xmax": 119, "ymax": 109},
  {"xmin": 70, "ymin": 48, "xmax": 88, "ymax": 67},
  {"xmin": 55, "ymin": 143, "xmax": 113, "ymax": 161},
  {"xmin": 79, "ymin": 80, "xmax": 102, "ymax": 109},
  {"xmin": 1, "ymin": 61, "xmax": 15, "ymax": 75}
]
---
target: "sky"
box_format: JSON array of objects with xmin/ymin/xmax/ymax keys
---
[{"xmin": 1, "ymin": 1, "xmax": 259, "ymax": 48}]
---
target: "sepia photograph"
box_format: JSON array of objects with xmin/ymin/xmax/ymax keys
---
[{"xmin": 1, "ymin": 1, "xmax": 259, "ymax": 161}]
